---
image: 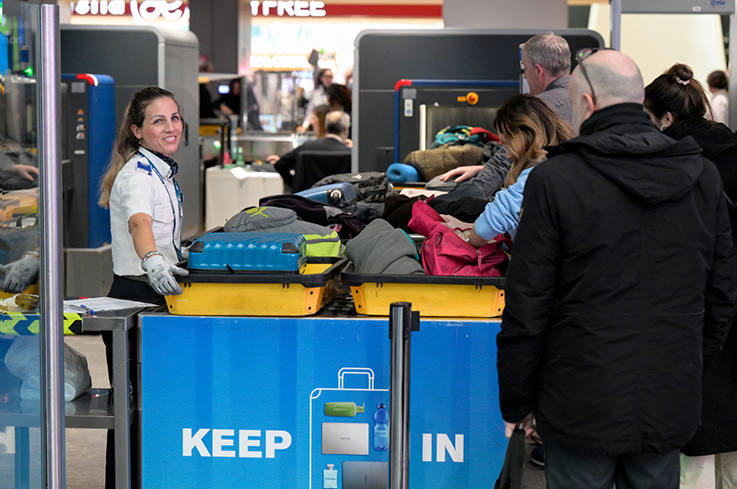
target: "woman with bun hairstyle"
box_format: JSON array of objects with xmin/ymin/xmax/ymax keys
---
[
  {"xmin": 644, "ymin": 63, "xmax": 737, "ymax": 489},
  {"xmin": 644, "ymin": 64, "xmax": 737, "ymax": 240}
]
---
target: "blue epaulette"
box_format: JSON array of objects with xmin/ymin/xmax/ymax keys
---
[{"xmin": 136, "ymin": 160, "xmax": 152, "ymax": 174}]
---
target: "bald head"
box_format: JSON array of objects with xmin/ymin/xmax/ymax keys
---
[
  {"xmin": 325, "ymin": 110, "xmax": 350, "ymax": 139},
  {"xmin": 571, "ymin": 50, "xmax": 644, "ymax": 108},
  {"xmin": 569, "ymin": 50, "xmax": 644, "ymax": 135}
]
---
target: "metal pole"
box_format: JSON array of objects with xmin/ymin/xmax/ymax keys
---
[
  {"xmin": 401, "ymin": 313, "xmax": 412, "ymax": 489},
  {"xmin": 729, "ymin": 1, "xmax": 737, "ymax": 128},
  {"xmin": 389, "ymin": 303, "xmax": 407, "ymax": 489},
  {"xmin": 39, "ymin": 4, "xmax": 65, "ymax": 489},
  {"xmin": 610, "ymin": 0, "xmax": 622, "ymax": 50}
]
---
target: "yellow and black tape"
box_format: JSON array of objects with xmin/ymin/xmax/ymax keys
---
[{"xmin": 0, "ymin": 312, "xmax": 83, "ymax": 336}]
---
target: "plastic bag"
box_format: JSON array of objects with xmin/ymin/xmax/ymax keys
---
[{"xmin": 4, "ymin": 336, "xmax": 92, "ymax": 401}]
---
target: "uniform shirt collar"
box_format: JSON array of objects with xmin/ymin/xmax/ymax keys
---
[{"xmin": 139, "ymin": 146, "xmax": 178, "ymax": 178}]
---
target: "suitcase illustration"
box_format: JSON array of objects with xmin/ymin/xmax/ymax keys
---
[{"xmin": 309, "ymin": 368, "xmax": 390, "ymax": 489}]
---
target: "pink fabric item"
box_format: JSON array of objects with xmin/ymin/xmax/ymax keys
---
[
  {"xmin": 407, "ymin": 199, "xmax": 449, "ymax": 237},
  {"xmin": 409, "ymin": 200, "xmax": 510, "ymax": 276},
  {"xmin": 421, "ymin": 230, "xmax": 509, "ymax": 276}
]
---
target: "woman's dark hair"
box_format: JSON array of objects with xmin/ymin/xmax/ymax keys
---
[
  {"xmin": 99, "ymin": 86, "xmax": 179, "ymax": 207},
  {"xmin": 313, "ymin": 104, "xmax": 331, "ymax": 137},
  {"xmin": 493, "ymin": 93, "xmax": 573, "ymax": 187},
  {"xmin": 327, "ymin": 83, "xmax": 351, "ymax": 111},
  {"xmin": 707, "ymin": 70, "xmax": 728, "ymax": 90},
  {"xmin": 644, "ymin": 63, "xmax": 713, "ymax": 123}
]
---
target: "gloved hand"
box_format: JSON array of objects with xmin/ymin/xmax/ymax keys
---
[
  {"xmin": 0, "ymin": 254, "xmax": 40, "ymax": 293},
  {"xmin": 141, "ymin": 253, "xmax": 189, "ymax": 296}
]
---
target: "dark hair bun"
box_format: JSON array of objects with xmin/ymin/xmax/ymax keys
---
[{"xmin": 667, "ymin": 64, "xmax": 694, "ymax": 85}]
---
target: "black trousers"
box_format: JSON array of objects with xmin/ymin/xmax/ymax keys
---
[
  {"xmin": 544, "ymin": 437, "xmax": 680, "ymax": 489},
  {"xmin": 103, "ymin": 275, "xmax": 163, "ymax": 489}
]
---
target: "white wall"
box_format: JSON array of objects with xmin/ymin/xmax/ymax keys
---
[
  {"xmin": 443, "ymin": 0, "xmax": 567, "ymax": 29},
  {"xmin": 588, "ymin": 5, "xmax": 726, "ymax": 90}
]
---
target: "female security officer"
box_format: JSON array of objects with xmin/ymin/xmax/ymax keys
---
[
  {"xmin": 99, "ymin": 85, "xmax": 188, "ymax": 303},
  {"xmin": 98, "ymin": 86, "xmax": 188, "ymax": 489}
]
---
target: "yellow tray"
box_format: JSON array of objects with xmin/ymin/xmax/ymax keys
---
[
  {"xmin": 342, "ymin": 265, "xmax": 505, "ymax": 318},
  {"xmin": 166, "ymin": 258, "xmax": 345, "ymax": 316}
]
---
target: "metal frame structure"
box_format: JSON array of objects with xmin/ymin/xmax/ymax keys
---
[{"xmin": 610, "ymin": 0, "xmax": 737, "ymax": 125}]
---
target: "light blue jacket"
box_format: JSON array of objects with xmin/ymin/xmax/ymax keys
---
[{"xmin": 473, "ymin": 166, "xmax": 534, "ymax": 241}]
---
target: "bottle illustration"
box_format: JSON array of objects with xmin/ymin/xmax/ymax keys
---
[
  {"xmin": 324, "ymin": 402, "xmax": 364, "ymax": 417},
  {"xmin": 373, "ymin": 403, "xmax": 389, "ymax": 451},
  {"xmin": 323, "ymin": 464, "xmax": 338, "ymax": 489}
]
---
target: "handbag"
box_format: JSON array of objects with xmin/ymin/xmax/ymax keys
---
[
  {"xmin": 421, "ymin": 229, "xmax": 509, "ymax": 276},
  {"xmin": 495, "ymin": 428, "xmax": 526, "ymax": 489},
  {"xmin": 409, "ymin": 199, "xmax": 510, "ymax": 276}
]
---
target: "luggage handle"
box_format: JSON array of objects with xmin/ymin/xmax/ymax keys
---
[{"xmin": 338, "ymin": 367, "xmax": 374, "ymax": 390}]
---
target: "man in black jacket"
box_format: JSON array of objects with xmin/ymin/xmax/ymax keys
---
[
  {"xmin": 498, "ymin": 48, "xmax": 737, "ymax": 489},
  {"xmin": 267, "ymin": 110, "xmax": 350, "ymax": 188}
]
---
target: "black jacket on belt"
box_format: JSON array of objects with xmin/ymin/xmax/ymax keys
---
[{"xmin": 497, "ymin": 103, "xmax": 737, "ymax": 455}]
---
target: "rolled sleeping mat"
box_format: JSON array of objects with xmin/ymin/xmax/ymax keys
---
[{"xmin": 387, "ymin": 163, "xmax": 421, "ymax": 183}]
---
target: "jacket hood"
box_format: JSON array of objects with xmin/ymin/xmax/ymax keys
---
[
  {"xmin": 665, "ymin": 117, "xmax": 737, "ymax": 163},
  {"xmin": 547, "ymin": 104, "xmax": 704, "ymax": 205}
]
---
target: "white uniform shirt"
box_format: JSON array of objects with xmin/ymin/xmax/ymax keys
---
[{"xmin": 109, "ymin": 147, "xmax": 182, "ymax": 276}]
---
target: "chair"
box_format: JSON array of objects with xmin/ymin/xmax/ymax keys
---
[{"xmin": 291, "ymin": 150, "xmax": 352, "ymax": 192}]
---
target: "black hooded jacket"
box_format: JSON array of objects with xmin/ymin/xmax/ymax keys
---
[
  {"xmin": 497, "ymin": 103, "xmax": 737, "ymax": 454},
  {"xmin": 662, "ymin": 117, "xmax": 737, "ymax": 456}
]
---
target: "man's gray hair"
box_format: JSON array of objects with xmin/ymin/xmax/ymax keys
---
[
  {"xmin": 522, "ymin": 32, "xmax": 571, "ymax": 77},
  {"xmin": 326, "ymin": 110, "xmax": 350, "ymax": 136}
]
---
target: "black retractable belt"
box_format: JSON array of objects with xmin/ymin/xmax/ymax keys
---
[{"xmin": 388, "ymin": 302, "xmax": 420, "ymax": 489}]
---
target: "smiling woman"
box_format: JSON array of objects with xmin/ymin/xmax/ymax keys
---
[
  {"xmin": 99, "ymin": 86, "xmax": 188, "ymax": 301},
  {"xmin": 96, "ymin": 85, "xmax": 191, "ymax": 489}
]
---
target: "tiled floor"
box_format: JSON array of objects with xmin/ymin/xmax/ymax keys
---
[{"xmin": 62, "ymin": 334, "xmax": 546, "ymax": 489}]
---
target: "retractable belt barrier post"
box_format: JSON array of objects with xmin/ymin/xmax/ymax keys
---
[{"xmin": 388, "ymin": 302, "xmax": 420, "ymax": 489}]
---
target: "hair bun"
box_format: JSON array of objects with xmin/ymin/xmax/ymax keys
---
[{"xmin": 668, "ymin": 64, "xmax": 694, "ymax": 86}]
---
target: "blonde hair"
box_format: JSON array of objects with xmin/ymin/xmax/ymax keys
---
[
  {"xmin": 494, "ymin": 94, "xmax": 574, "ymax": 187},
  {"xmin": 98, "ymin": 86, "xmax": 179, "ymax": 208}
]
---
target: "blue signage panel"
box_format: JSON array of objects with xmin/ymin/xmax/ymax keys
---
[{"xmin": 140, "ymin": 315, "xmax": 506, "ymax": 488}]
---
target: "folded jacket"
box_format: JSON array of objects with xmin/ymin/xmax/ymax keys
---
[
  {"xmin": 344, "ymin": 219, "xmax": 425, "ymax": 275},
  {"xmin": 259, "ymin": 194, "xmax": 365, "ymax": 239}
]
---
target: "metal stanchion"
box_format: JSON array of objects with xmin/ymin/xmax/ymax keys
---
[{"xmin": 388, "ymin": 302, "xmax": 420, "ymax": 489}]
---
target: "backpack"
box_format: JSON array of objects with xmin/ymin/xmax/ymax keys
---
[
  {"xmin": 312, "ymin": 172, "xmax": 393, "ymax": 203},
  {"xmin": 223, "ymin": 206, "xmax": 342, "ymax": 257},
  {"xmin": 430, "ymin": 125, "xmax": 500, "ymax": 149}
]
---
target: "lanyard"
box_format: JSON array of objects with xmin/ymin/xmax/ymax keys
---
[{"xmin": 137, "ymin": 151, "xmax": 183, "ymax": 261}]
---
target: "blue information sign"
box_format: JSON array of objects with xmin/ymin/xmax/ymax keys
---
[{"xmin": 140, "ymin": 315, "xmax": 506, "ymax": 488}]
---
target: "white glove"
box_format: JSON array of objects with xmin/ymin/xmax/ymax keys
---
[
  {"xmin": 0, "ymin": 254, "xmax": 40, "ymax": 293},
  {"xmin": 141, "ymin": 253, "xmax": 189, "ymax": 296}
]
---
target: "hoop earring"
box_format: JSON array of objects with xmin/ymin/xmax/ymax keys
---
[{"xmin": 660, "ymin": 124, "xmax": 668, "ymax": 131}]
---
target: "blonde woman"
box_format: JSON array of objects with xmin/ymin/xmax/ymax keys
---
[{"xmin": 465, "ymin": 94, "xmax": 573, "ymax": 247}]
